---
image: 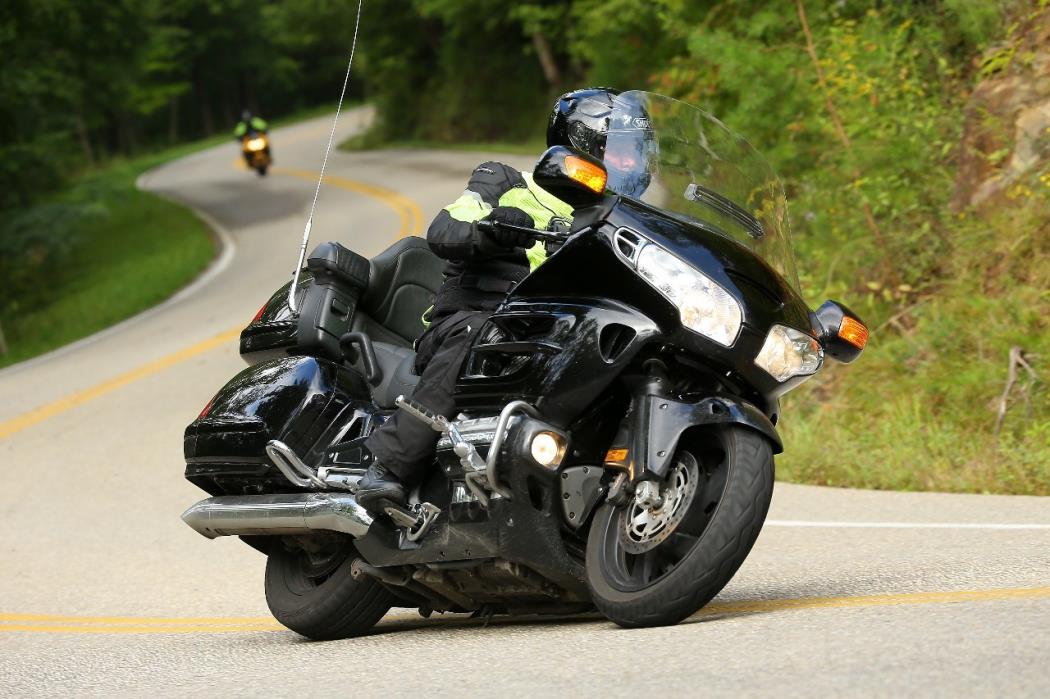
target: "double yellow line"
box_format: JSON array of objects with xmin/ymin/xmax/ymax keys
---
[
  {"xmin": 3, "ymin": 586, "xmax": 1048, "ymax": 635},
  {"xmin": 275, "ymin": 166, "xmax": 424, "ymax": 240},
  {"xmin": 0, "ymin": 163, "xmax": 423, "ymax": 441},
  {"xmin": 0, "ymin": 612, "xmax": 281, "ymax": 635}
]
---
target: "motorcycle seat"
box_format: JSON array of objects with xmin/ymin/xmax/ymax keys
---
[
  {"xmin": 354, "ymin": 237, "xmax": 444, "ymax": 348},
  {"xmin": 369, "ymin": 342, "xmax": 420, "ymax": 409},
  {"xmin": 343, "ymin": 236, "xmax": 441, "ymax": 407}
]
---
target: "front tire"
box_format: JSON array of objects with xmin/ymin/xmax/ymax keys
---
[
  {"xmin": 585, "ymin": 426, "xmax": 774, "ymax": 628},
  {"xmin": 264, "ymin": 536, "xmax": 395, "ymax": 640}
]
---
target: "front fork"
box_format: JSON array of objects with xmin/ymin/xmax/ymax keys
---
[{"xmin": 604, "ymin": 367, "xmax": 783, "ymax": 490}]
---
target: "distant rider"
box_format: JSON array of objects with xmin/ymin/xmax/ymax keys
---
[
  {"xmin": 235, "ymin": 110, "xmax": 271, "ymax": 168},
  {"xmin": 356, "ymin": 87, "xmax": 655, "ymax": 514},
  {"xmin": 234, "ymin": 109, "xmax": 269, "ymax": 139}
]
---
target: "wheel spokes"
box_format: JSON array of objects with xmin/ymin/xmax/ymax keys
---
[{"xmin": 627, "ymin": 550, "xmax": 659, "ymax": 586}]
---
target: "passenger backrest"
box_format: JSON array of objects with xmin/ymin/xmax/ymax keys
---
[{"xmin": 353, "ymin": 237, "xmax": 444, "ymax": 347}]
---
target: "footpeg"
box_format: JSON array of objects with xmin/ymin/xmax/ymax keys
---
[
  {"xmin": 395, "ymin": 395, "xmax": 486, "ymax": 472},
  {"xmin": 381, "ymin": 501, "xmax": 441, "ymax": 543}
]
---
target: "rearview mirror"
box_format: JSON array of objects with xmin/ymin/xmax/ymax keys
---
[{"xmin": 532, "ymin": 146, "xmax": 608, "ymax": 210}]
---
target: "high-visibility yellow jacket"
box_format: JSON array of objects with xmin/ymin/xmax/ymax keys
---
[{"xmin": 424, "ymin": 161, "xmax": 574, "ymax": 324}]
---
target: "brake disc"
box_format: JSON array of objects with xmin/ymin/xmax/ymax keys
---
[{"xmin": 619, "ymin": 454, "xmax": 699, "ymax": 554}]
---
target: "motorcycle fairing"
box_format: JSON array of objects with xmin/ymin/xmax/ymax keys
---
[
  {"xmin": 513, "ymin": 197, "xmax": 818, "ymax": 403},
  {"xmin": 456, "ymin": 297, "xmax": 662, "ymax": 426}
]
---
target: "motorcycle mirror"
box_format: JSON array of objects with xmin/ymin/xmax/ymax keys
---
[
  {"xmin": 813, "ymin": 300, "xmax": 868, "ymax": 363},
  {"xmin": 532, "ymin": 146, "xmax": 608, "ymax": 210}
]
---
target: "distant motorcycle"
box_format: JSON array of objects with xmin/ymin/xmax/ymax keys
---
[
  {"xmin": 241, "ymin": 132, "xmax": 272, "ymax": 176},
  {"xmin": 181, "ymin": 91, "xmax": 868, "ymax": 639}
]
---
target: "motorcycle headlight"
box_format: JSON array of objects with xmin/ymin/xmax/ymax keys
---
[
  {"xmin": 754, "ymin": 324, "xmax": 823, "ymax": 382},
  {"xmin": 247, "ymin": 137, "xmax": 267, "ymax": 151},
  {"xmin": 636, "ymin": 244, "xmax": 742, "ymax": 346}
]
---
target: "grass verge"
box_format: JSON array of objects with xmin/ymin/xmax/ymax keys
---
[
  {"xmin": 777, "ymin": 200, "xmax": 1049, "ymax": 495},
  {"xmin": 0, "ymin": 150, "xmax": 215, "ymax": 370},
  {"xmin": 0, "ymin": 105, "xmax": 340, "ymax": 370}
]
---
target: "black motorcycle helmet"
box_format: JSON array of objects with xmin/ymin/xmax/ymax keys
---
[
  {"xmin": 241, "ymin": 109, "xmax": 253, "ymax": 122},
  {"xmin": 546, "ymin": 87, "xmax": 655, "ymax": 198}
]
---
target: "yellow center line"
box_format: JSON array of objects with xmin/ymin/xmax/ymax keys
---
[
  {"xmin": 0, "ymin": 612, "xmax": 276, "ymax": 624},
  {"xmin": 699, "ymin": 585, "xmax": 1050, "ymax": 616},
  {"xmin": 2, "ymin": 586, "xmax": 1047, "ymax": 635},
  {"xmin": 0, "ymin": 159, "xmax": 424, "ymax": 441},
  {"xmin": 0, "ymin": 327, "xmax": 242, "ymax": 440},
  {"xmin": 274, "ymin": 166, "xmax": 424, "ymax": 238},
  {"xmin": 0, "ymin": 623, "xmax": 283, "ymax": 635}
]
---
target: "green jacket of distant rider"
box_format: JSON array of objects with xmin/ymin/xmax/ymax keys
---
[{"xmin": 234, "ymin": 110, "xmax": 269, "ymax": 139}]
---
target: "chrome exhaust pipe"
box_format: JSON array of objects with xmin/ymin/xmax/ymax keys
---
[{"xmin": 181, "ymin": 492, "xmax": 373, "ymax": 540}]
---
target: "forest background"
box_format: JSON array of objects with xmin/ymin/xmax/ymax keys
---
[{"xmin": 2, "ymin": 0, "xmax": 1047, "ymax": 493}]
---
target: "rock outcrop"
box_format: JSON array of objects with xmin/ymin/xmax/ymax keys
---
[{"xmin": 952, "ymin": 7, "xmax": 1050, "ymax": 212}]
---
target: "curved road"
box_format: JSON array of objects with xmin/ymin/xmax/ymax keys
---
[{"xmin": 1, "ymin": 111, "xmax": 1047, "ymax": 697}]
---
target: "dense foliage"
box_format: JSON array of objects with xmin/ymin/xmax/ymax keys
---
[{"xmin": 0, "ymin": 0, "xmax": 360, "ymax": 314}]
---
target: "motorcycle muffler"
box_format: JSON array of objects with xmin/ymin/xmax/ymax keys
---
[{"xmin": 181, "ymin": 492, "xmax": 373, "ymax": 540}]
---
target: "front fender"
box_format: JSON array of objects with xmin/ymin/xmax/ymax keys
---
[{"xmin": 629, "ymin": 394, "xmax": 782, "ymax": 479}]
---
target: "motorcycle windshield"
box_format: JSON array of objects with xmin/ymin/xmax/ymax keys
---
[{"xmin": 605, "ymin": 91, "xmax": 799, "ymax": 290}]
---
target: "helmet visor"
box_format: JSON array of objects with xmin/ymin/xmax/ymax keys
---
[{"xmin": 604, "ymin": 96, "xmax": 656, "ymax": 198}]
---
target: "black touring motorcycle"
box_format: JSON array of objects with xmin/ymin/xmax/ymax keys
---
[{"xmin": 181, "ymin": 92, "xmax": 867, "ymax": 639}]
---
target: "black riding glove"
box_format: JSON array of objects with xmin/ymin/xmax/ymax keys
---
[{"xmin": 482, "ymin": 207, "xmax": 537, "ymax": 248}]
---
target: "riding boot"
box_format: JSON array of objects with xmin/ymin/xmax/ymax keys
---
[{"xmin": 355, "ymin": 462, "xmax": 407, "ymax": 513}]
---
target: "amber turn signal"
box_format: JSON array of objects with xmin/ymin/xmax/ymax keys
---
[
  {"xmin": 838, "ymin": 316, "xmax": 869, "ymax": 349},
  {"xmin": 604, "ymin": 448, "xmax": 628, "ymax": 463},
  {"xmin": 565, "ymin": 155, "xmax": 608, "ymax": 194}
]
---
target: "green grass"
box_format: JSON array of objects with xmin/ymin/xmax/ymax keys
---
[
  {"xmin": 0, "ymin": 151, "xmax": 215, "ymax": 369},
  {"xmin": 0, "ymin": 105, "xmax": 341, "ymax": 370},
  {"xmin": 777, "ymin": 201, "xmax": 1050, "ymax": 495}
]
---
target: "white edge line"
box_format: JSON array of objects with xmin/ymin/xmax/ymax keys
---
[
  {"xmin": 0, "ymin": 171, "xmax": 236, "ymax": 378},
  {"xmin": 766, "ymin": 520, "xmax": 1050, "ymax": 530}
]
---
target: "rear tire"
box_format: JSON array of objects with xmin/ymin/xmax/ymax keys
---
[
  {"xmin": 585, "ymin": 426, "xmax": 774, "ymax": 628},
  {"xmin": 264, "ymin": 537, "xmax": 395, "ymax": 640}
]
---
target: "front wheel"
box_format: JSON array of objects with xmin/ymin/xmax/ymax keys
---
[
  {"xmin": 264, "ymin": 536, "xmax": 395, "ymax": 640},
  {"xmin": 585, "ymin": 426, "xmax": 774, "ymax": 628}
]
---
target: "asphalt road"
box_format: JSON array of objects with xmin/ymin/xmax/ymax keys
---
[{"xmin": 1, "ymin": 110, "xmax": 1048, "ymax": 698}]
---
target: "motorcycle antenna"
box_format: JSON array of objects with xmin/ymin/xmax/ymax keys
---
[{"xmin": 288, "ymin": 0, "xmax": 364, "ymax": 314}]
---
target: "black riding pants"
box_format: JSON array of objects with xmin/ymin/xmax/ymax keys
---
[{"xmin": 364, "ymin": 310, "xmax": 490, "ymax": 483}]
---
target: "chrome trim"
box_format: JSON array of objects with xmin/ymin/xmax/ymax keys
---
[
  {"xmin": 485, "ymin": 400, "xmax": 541, "ymax": 499},
  {"xmin": 266, "ymin": 440, "xmax": 326, "ymax": 489},
  {"xmin": 181, "ymin": 492, "xmax": 373, "ymax": 539},
  {"xmin": 613, "ymin": 227, "xmax": 647, "ymax": 266}
]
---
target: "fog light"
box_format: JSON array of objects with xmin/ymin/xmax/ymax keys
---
[{"xmin": 530, "ymin": 432, "xmax": 565, "ymax": 468}]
